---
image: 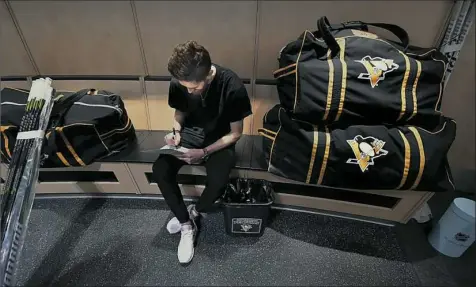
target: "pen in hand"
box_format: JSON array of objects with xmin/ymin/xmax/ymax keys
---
[{"xmin": 172, "ymin": 128, "xmax": 177, "ymax": 147}]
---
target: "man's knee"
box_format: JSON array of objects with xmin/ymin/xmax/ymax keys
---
[
  {"xmin": 206, "ymin": 172, "xmax": 230, "ymax": 191},
  {"xmin": 152, "ymin": 156, "xmax": 176, "ymax": 184},
  {"xmin": 219, "ymin": 148, "xmax": 236, "ymax": 166},
  {"xmin": 205, "ymin": 149, "xmax": 235, "ymax": 189}
]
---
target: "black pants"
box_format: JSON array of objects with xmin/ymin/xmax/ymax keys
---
[{"xmin": 152, "ymin": 146, "xmax": 236, "ymax": 223}]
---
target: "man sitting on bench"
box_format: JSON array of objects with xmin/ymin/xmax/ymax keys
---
[{"xmin": 152, "ymin": 40, "xmax": 252, "ymax": 264}]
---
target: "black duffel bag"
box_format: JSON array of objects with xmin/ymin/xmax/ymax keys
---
[
  {"xmin": 1, "ymin": 87, "xmax": 136, "ymax": 167},
  {"xmin": 258, "ymin": 105, "xmax": 456, "ymax": 192},
  {"xmin": 274, "ymin": 16, "xmax": 447, "ymax": 128}
]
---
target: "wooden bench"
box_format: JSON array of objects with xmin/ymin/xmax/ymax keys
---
[{"xmin": 0, "ymin": 130, "xmax": 434, "ymax": 224}]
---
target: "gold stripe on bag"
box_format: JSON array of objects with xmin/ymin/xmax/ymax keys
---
[
  {"xmin": 2, "ymin": 132, "xmax": 11, "ymax": 158},
  {"xmin": 317, "ymin": 127, "xmax": 330, "ymax": 185},
  {"xmin": 56, "ymin": 152, "xmax": 71, "ymax": 167},
  {"xmin": 396, "ymin": 130, "xmax": 411, "ymax": 189},
  {"xmin": 408, "ymin": 60, "xmax": 422, "ymax": 121},
  {"xmin": 306, "ymin": 126, "xmax": 319, "ymax": 184},
  {"xmin": 409, "ymin": 127, "xmax": 425, "ymax": 190},
  {"xmin": 258, "ymin": 128, "xmax": 277, "ymax": 136},
  {"xmin": 335, "ymin": 38, "xmax": 347, "ymax": 121},
  {"xmin": 323, "ymin": 50, "xmax": 335, "ymax": 121},
  {"xmin": 275, "ymin": 69, "xmax": 297, "ymax": 79},
  {"xmin": 273, "ymin": 63, "xmax": 297, "ymax": 75},
  {"xmin": 397, "ymin": 51, "xmax": 411, "ymax": 121},
  {"xmin": 57, "ymin": 127, "xmax": 86, "ymax": 166},
  {"xmin": 258, "ymin": 129, "xmax": 276, "ymax": 141}
]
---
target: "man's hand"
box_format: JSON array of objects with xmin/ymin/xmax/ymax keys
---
[
  {"xmin": 164, "ymin": 132, "xmax": 181, "ymax": 146},
  {"xmin": 178, "ymin": 149, "xmax": 205, "ymax": 164}
]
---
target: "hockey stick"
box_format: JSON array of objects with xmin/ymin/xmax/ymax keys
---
[{"xmin": 0, "ymin": 78, "xmax": 55, "ymax": 287}]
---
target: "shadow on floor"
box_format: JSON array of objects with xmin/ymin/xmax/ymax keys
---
[
  {"xmin": 268, "ymin": 209, "xmax": 407, "ymax": 262},
  {"xmin": 24, "ymin": 199, "xmax": 108, "ymax": 286},
  {"xmin": 49, "ymin": 238, "xmax": 140, "ymax": 287}
]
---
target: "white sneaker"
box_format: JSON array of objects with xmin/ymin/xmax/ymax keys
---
[
  {"xmin": 177, "ymin": 221, "xmax": 197, "ymax": 264},
  {"xmin": 166, "ymin": 205, "xmax": 200, "ymax": 234}
]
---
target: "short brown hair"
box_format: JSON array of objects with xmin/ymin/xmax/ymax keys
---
[{"xmin": 167, "ymin": 41, "xmax": 212, "ymax": 82}]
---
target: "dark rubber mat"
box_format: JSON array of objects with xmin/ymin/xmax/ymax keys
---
[{"xmin": 14, "ymin": 198, "xmax": 422, "ymax": 286}]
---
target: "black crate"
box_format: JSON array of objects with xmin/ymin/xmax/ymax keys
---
[{"xmin": 223, "ymin": 201, "xmax": 273, "ymax": 237}]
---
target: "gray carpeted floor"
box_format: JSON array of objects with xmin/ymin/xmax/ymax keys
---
[{"xmin": 12, "ymin": 195, "xmax": 475, "ymax": 286}]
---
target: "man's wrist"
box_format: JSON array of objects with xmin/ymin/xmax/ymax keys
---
[{"xmin": 202, "ymin": 147, "xmax": 209, "ymax": 158}]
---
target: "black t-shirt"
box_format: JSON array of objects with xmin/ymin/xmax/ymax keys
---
[{"xmin": 168, "ymin": 64, "xmax": 252, "ymax": 148}]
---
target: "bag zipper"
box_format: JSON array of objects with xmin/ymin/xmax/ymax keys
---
[{"xmin": 73, "ymin": 102, "xmax": 123, "ymax": 116}]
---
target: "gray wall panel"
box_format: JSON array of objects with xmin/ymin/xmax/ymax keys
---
[
  {"xmin": 0, "ymin": 2, "xmax": 36, "ymax": 76},
  {"xmin": 146, "ymin": 81, "xmax": 253, "ymax": 133},
  {"xmin": 10, "ymin": 1, "xmax": 144, "ymax": 75},
  {"xmin": 0, "ymin": 81, "xmax": 30, "ymax": 90},
  {"xmin": 257, "ymin": 0, "xmax": 452, "ymax": 79},
  {"xmin": 145, "ymin": 81, "xmax": 175, "ymax": 131},
  {"xmin": 251, "ymin": 84, "xmax": 279, "ymax": 135},
  {"xmin": 135, "ymin": 1, "xmax": 257, "ymax": 78},
  {"xmin": 441, "ymin": 25, "xmax": 475, "ymax": 192}
]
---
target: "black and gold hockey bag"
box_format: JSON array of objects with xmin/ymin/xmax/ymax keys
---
[
  {"xmin": 1, "ymin": 87, "xmax": 136, "ymax": 167},
  {"xmin": 274, "ymin": 16, "xmax": 447, "ymax": 128},
  {"xmin": 259, "ymin": 105, "xmax": 456, "ymax": 192}
]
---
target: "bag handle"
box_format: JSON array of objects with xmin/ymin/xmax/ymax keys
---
[
  {"xmin": 317, "ymin": 16, "xmax": 342, "ymax": 57},
  {"xmin": 50, "ymin": 89, "xmax": 90, "ymax": 127},
  {"xmin": 317, "ymin": 16, "xmax": 410, "ymax": 55}
]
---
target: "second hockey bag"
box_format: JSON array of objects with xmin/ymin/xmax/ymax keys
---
[{"xmin": 258, "ymin": 105, "xmax": 456, "ymax": 192}]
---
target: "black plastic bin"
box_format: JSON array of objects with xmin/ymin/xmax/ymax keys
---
[{"xmin": 222, "ymin": 179, "xmax": 274, "ymax": 237}]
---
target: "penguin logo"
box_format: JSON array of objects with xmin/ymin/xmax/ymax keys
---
[
  {"xmin": 355, "ymin": 56, "xmax": 399, "ymax": 88},
  {"xmin": 241, "ymin": 224, "xmax": 252, "ymax": 232},
  {"xmin": 346, "ymin": 135, "xmax": 388, "ymax": 172},
  {"xmin": 454, "ymin": 232, "xmax": 470, "ymax": 242}
]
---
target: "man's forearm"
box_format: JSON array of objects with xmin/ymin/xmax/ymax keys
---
[
  {"xmin": 205, "ymin": 131, "xmax": 241, "ymax": 154},
  {"xmin": 174, "ymin": 110, "xmax": 185, "ymax": 131}
]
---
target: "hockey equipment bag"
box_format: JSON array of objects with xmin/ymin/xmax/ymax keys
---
[
  {"xmin": 258, "ymin": 105, "xmax": 456, "ymax": 192},
  {"xmin": 274, "ymin": 16, "xmax": 447, "ymax": 128},
  {"xmin": 1, "ymin": 87, "xmax": 136, "ymax": 167}
]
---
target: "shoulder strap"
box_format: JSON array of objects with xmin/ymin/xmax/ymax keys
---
[
  {"xmin": 317, "ymin": 16, "xmax": 410, "ymax": 55},
  {"xmin": 364, "ymin": 22, "xmax": 409, "ymax": 50}
]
